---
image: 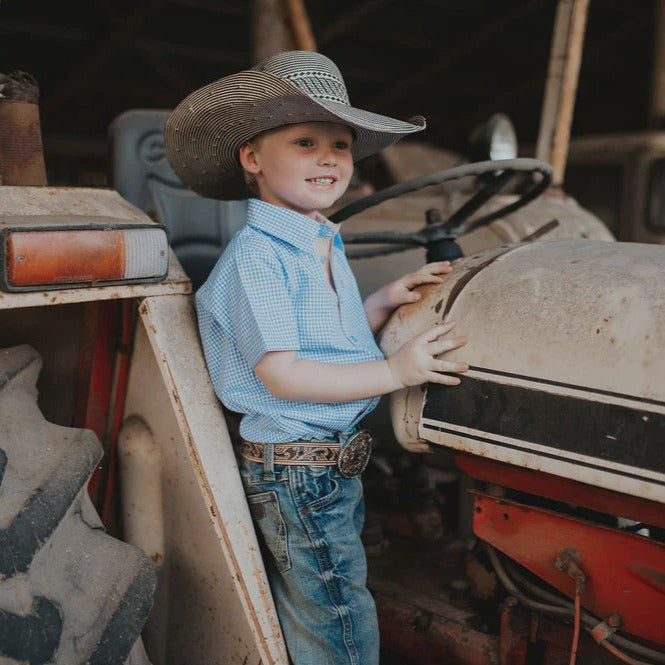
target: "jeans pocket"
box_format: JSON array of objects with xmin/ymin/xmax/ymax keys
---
[
  {"xmin": 295, "ymin": 466, "xmax": 340, "ymax": 512},
  {"xmin": 246, "ymin": 490, "xmax": 291, "ymax": 574}
]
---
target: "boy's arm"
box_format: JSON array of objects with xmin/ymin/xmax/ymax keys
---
[
  {"xmin": 255, "ymin": 321, "xmax": 468, "ymax": 403},
  {"xmin": 364, "ymin": 262, "xmax": 453, "ymax": 334}
]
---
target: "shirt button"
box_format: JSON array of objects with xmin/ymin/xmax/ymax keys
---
[{"xmin": 350, "ymin": 335, "xmax": 357, "ymax": 343}]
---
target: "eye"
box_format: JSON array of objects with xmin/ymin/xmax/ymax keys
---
[
  {"xmin": 334, "ymin": 140, "xmax": 351, "ymax": 150},
  {"xmin": 296, "ymin": 138, "xmax": 313, "ymax": 147}
]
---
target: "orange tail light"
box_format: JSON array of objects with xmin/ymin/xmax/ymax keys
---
[{"xmin": 1, "ymin": 223, "xmax": 168, "ymax": 291}]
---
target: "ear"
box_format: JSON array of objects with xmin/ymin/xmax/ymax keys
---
[{"xmin": 238, "ymin": 141, "xmax": 262, "ymax": 174}]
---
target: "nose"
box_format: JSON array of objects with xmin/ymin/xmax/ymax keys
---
[{"xmin": 318, "ymin": 145, "xmax": 337, "ymax": 166}]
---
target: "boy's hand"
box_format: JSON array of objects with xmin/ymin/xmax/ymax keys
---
[
  {"xmin": 387, "ymin": 321, "xmax": 468, "ymax": 388},
  {"xmin": 376, "ymin": 261, "xmax": 453, "ymax": 310},
  {"xmin": 365, "ymin": 262, "xmax": 454, "ymax": 333}
]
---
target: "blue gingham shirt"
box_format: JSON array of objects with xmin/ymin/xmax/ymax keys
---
[{"xmin": 196, "ymin": 199, "xmax": 383, "ymax": 443}]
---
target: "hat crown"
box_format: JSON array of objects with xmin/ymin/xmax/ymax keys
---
[{"xmin": 252, "ymin": 50, "xmax": 350, "ymax": 106}]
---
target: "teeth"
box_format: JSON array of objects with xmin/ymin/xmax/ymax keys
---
[{"xmin": 308, "ymin": 178, "xmax": 334, "ymax": 185}]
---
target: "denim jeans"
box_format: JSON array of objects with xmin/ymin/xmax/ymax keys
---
[{"xmin": 238, "ymin": 451, "xmax": 379, "ymax": 665}]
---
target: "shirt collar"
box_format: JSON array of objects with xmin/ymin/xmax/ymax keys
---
[{"xmin": 247, "ymin": 199, "xmax": 340, "ymax": 254}]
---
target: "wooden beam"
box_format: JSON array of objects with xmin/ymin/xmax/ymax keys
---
[
  {"xmin": 250, "ymin": 0, "xmax": 298, "ymax": 62},
  {"xmin": 284, "ymin": 0, "xmax": 317, "ymax": 51},
  {"xmin": 535, "ymin": 0, "xmax": 590, "ymax": 186}
]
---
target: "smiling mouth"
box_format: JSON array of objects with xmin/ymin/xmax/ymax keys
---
[{"xmin": 307, "ymin": 177, "xmax": 336, "ymax": 186}]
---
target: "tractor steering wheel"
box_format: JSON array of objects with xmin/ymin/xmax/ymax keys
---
[{"xmin": 331, "ymin": 158, "xmax": 553, "ymax": 261}]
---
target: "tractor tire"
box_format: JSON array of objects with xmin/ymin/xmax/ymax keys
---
[{"xmin": 0, "ymin": 345, "xmax": 156, "ymax": 665}]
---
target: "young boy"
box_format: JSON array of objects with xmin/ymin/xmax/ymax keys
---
[{"xmin": 165, "ymin": 50, "xmax": 468, "ymax": 665}]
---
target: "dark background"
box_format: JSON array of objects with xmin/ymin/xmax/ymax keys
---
[{"xmin": 0, "ymin": 1, "xmax": 655, "ymax": 186}]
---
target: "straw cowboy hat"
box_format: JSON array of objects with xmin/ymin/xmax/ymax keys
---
[{"xmin": 164, "ymin": 50, "xmax": 426, "ymax": 200}]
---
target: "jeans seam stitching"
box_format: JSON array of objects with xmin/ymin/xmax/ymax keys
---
[{"xmin": 290, "ymin": 473, "xmax": 360, "ymax": 665}]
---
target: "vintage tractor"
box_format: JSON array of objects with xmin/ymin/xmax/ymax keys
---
[
  {"xmin": 332, "ymin": 159, "xmax": 665, "ymax": 664},
  {"xmin": 1, "ymin": 82, "xmax": 663, "ymax": 665}
]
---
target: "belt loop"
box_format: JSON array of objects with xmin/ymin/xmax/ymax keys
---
[
  {"xmin": 339, "ymin": 428, "xmax": 355, "ymax": 447},
  {"xmin": 263, "ymin": 442, "xmax": 275, "ymax": 481}
]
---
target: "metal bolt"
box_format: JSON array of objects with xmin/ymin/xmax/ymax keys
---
[{"xmin": 608, "ymin": 613, "xmax": 622, "ymax": 628}]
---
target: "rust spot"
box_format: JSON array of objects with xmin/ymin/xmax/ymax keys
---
[{"xmin": 0, "ymin": 103, "xmax": 46, "ymax": 185}]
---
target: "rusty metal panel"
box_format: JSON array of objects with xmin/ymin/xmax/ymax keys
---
[
  {"xmin": 455, "ymin": 455, "xmax": 665, "ymax": 530},
  {"xmin": 125, "ymin": 294, "xmax": 286, "ymax": 665},
  {"xmin": 473, "ymin": 492, "xmax": 665, "ymax": 646}
]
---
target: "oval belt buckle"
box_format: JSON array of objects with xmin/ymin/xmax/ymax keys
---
[{"xmin": 337, "ymin": 430, "xmax": 373, "ymax": 478}]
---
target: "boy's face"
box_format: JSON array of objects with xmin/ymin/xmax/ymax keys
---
[{"xmin": 239, "ymin": 122, "xmax": 354, "ymax": 218}]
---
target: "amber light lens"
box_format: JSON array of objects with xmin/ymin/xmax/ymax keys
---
[{"xmin": 7, "ymin": 229, "xmax": 125, "ymax": 286}]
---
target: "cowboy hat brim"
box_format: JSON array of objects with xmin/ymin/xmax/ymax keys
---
[{"xmin": 164, "ymin": 70, "xmax": 425, "ymax": 200}]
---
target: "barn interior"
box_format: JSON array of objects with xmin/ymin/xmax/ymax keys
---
[
  {"xmin": 1, "ymin": 3, "xmax": 665, "ymax": 664},
  {"xmin": 0, "ymin": 0, "xmax": 661, "ymax": 187}
]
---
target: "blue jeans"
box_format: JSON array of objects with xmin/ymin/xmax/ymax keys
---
[{"xmin": 238, "ymin": 452, "xmax": 379, "ymax": 665}]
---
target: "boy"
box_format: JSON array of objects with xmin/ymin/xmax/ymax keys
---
[{"xmin": 165, "ymin": 51, "xmax": 468, "ymax": 665}]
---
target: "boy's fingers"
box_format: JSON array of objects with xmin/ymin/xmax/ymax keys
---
[
  {"xmin": 404, "ymin": 274, "xmax": 444, "ymax": 288},
  {"xmin": 413, "ymin": 275, "xmax": 445, "ymax": 286},
  {"xmin": 429, "ymin": 336, "xmax": 467, "ymax": 355},
  {"xmin": 418, "ymin": 261, "xmax": 452, "ymax": 273},
  {"xmin": 422, "ymin": 322, "xmax": 456, "ymax": 341},
  {"xmin": 433, "ymin": 359, "xmax": 469, "ymax": 373},
  {"xmin": 426, "ymin": 371, "xmax": 462, "ymax": 386}
]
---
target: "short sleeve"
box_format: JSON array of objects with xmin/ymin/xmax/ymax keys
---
[{"xmin": 226, "ymin": 243, "xmax": 300, "ymax": 367}]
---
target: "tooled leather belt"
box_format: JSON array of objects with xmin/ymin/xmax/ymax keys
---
[{"xmin": 239, "ymin": 430, "xmax": 373, "ymax": 478}]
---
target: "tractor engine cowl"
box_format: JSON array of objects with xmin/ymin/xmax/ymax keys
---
[{"xmin": 381, "ymin": 239, "xmax": 665, "ymax": 505}]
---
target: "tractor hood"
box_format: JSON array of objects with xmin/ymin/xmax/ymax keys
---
[{"xmin": 381, "ymin": 239, "xmax": 665, "ymax": 504}]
